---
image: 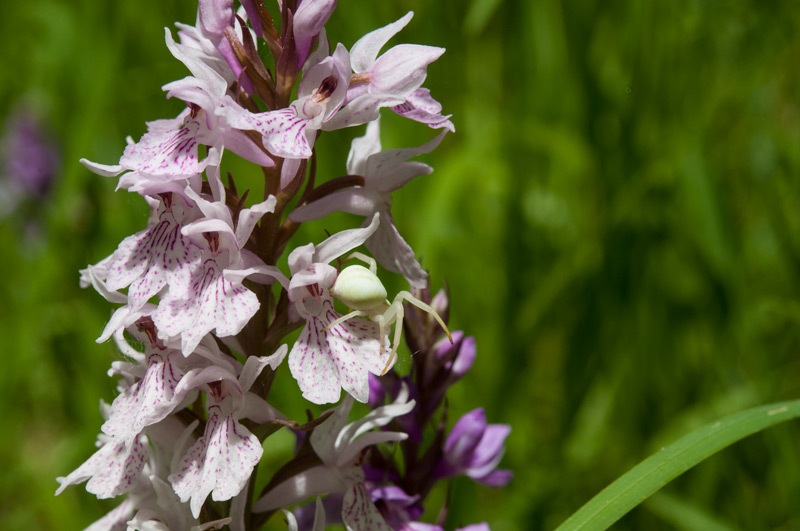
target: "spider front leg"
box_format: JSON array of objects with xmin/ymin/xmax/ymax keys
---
[
  {"xmin": 395, "ymin": 290, "xmax": 453, "ymax": 343},
  {"xmin": 379, "ymin": 300, "xmax": 405, "ymax": 375},
  {"xmin": 325, "ymin": 309, "xmax": 368, "ymax": 331},
  {"xmin": 344, "ymin": 252, "xmax": 378, "ymax": 275}
]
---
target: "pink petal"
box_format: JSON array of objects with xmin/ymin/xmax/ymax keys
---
[
  {"xmin": 55, "ymin": 436, "xmax": 147, "ymax": 499},
  {"xmin": 288, "ymin": 297, "xmax": 389, "ymax": 404},
  {"xmin": 169, "ymin": 403, "xmax": 263, "ymax": 518},
  {"xmin": 392, "ymin": 88, "xmax": 455, "ymax": 132},
  {"xmin": 119, "ymin": 119, "xmax": 205, "ymax": 179},
  {"xmin": 371, "ymin": 44, "xmax": 444, "ymax": 97},
  {"xmin": 350, "ymin": 12, "xmax": 414, "ymax": 73},
  {"xmin": 105, "ymin": 199, "xmax": 203, "ymax": 309},
  {"xmin": 153, "ymin": 257, "xmax": 260, "ymax": 355},
  {"xmin": 101, "ymin": 350, "xmax": 188, "ymax": 443},
  {"xmin": 341, "ymin": 484, "xmax": 393, "ymax": 531},
  {"xmin": 231, "ymin": 107, "xmax": 311, "ymax": 159}
]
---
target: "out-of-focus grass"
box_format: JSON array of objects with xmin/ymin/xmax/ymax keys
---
[{"xmin": 3, "ymin": 1, "xmax": 800, "ymax": 529}]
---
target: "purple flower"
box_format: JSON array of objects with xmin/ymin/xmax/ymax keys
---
[
  {"xmin": 294, "ymin": 0, "xmax": 338, "ymax": 68},
  {"xmin": 435, "ymin": 409, "xmax": 512, "ymax": 487},
  {"xmin": 2, "ymin": 108, "xmax": 59, "ymax": 199},
  {"xmin": 418, "ymin": 332, "xmax": 476, "ymax": 417}
]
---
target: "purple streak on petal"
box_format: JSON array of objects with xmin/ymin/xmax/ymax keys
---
[
  {"xmin": 55, "ymin": 436, "xmax": 147, "ymax": 499},
  {"xmin": 342, "ymin": 484, "xmax": 393, "ymax": 531},
  {"xmin": 169, "ymin": 401, "xmax": 263, "ymax": 518},
  {"xmin": 392, "ymin": 88, "xmax": 455, "ymax": 132},
  {"xmin": 101, "ymin": 349, "xmax": 189, "ymax": 443},
  {"xmin": 119, "ymin": 119, "xmax": 205, "ymax": 179}
]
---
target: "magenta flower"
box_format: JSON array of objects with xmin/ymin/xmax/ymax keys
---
[{"xmin": 435, "ymin": 408, "xmax": 512, "ymax": 487}]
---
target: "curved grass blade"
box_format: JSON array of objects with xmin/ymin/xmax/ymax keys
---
[{"xmin": 555, "ymin": 399, "xmax": 800, "ymax": 531}]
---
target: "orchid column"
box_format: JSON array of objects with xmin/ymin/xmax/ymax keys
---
[{"xmin": 57, "ymin": 1, "xmax": 510, "ymax": 529}]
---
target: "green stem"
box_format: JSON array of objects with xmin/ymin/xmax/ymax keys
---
[{"xmin": 555, "ymin": 399, "xmax": 800, "ymax": 531}]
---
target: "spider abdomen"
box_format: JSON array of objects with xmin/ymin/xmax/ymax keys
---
[{"xmin": 332, "ymin": 265, "xmax": 388, "ymax": 311}]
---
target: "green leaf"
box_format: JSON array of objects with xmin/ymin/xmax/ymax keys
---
[{"xmin": 555, "ymin": 399, "xmax": 800, "ymax": 531}]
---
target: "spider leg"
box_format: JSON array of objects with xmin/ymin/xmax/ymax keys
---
[
  {"xmin": 345, "ymin": 252, "xmax": 378, "ymax": 275},
  {"xmin": 380, "ymin": 301, "xmax": 404, "ymax": 375},
  {"xmin": 395, "ymin": 290, "xmax": 453, "ymax": 343},
  {"xmin": 325, "ymin": 309, "xmax": 367, "ymax": 331}
]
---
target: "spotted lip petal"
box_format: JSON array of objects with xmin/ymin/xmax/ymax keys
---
[
  {"xmin": 153, "ymin": 256, "xmax": 261, "ymax": 355},
  {"xmin": 104, "ymin": 195, "xmax": 203, "ymax": 310},
  {"xmin": 100, "ymin": 349, "xmax": 192, "ymax": 444},
  {"xmin": 288, "ymin": 296, "xmax": 390, "ymax": 404},
  {"xmin": 55, "ymin": 435, "xmax": 148, "ymax": 499},
  {"xmin": 169, "ymin": 399, "xmax": 263, "ymax": 518}
]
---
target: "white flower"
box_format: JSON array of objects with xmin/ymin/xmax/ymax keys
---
[
  {"xmin": 169, "ymin": 347, "xmax": 286, "ymax": 518},
  {"xmin": 253, "ymin": 386, "xmax": 415, "ymax": 531},
  {"xmin": 283, "ymin": 214, "xmax": 395, "ymax": 404},
  {"xmin": 291, "ymin": 119, "xmax": 447, "ymax": 288}
]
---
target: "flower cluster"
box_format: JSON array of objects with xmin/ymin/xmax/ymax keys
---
[{"xmin": 58, "ymin": 1, "xmax": 510, "ymax": 529}]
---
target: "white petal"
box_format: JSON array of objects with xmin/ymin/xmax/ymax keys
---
[
  {"xmin": 169, "ymin": 404, "xmax": 262, "ymax": 518},
  {"xmin": 350, "ymin": 12, "xmax": 414, "ymax": 73},
  {"xmin": 342, "ymin": 484, "xmax": 393, "ymax": 531},
  {"xmin": 101, "ymin": 350, "xmax": 188, "ymax": 443},
  {"xmin": 314, "ymin": 213, "xmax": 380, "ymax": 265},
  {"xmin": 347, "ymin": 120, "xmax": 382, "ymax": 176},
  {"xmin": 288, "ymin": 297, "xmax": 389, "ymax": 404},
  {"xmin": 56, "ymin": 436, "xmax": 147, "ymax": 499}
]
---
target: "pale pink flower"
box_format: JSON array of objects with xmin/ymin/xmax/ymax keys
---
[
  {"xmin": 243, "ymin": 44, "xmax": 352, "ymax": 159},
  {"xmin": 81, "ymin": 30, "xmax": 276, "ymax": 198},
  {"xmin": 254, "ymin": 388, "xmax": 415, "ymax": 531},
  {"xmin": 169, "ymin": 347, "xmax": 286, "ymax": 517},
  {"xmin": 285, "ymin": 214, "xmax": 394, "ymax": 404},
  {"xmin": 151, "ymin": 186, "xmax": 280, "ymax": 354},
  {"xmin": 325, "ymin": 12, "xmax": 453, "ymax": 132},
  {"xmin": 96, "ymin": 193, "xmax": 204, "ymax": 312},
  {"xmin": 55, "ymin": 434, "xmax": 148, "ymax": 499},
  {"xmin": 291, "ymin": 120, "xmax": 446, "ymax": 288}
]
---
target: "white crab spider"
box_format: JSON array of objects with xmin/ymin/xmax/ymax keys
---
[{"xmin": 328, "ymin": 252, "xmax": 452, "ymax": 374}]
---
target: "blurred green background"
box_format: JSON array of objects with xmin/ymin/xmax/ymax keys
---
[{"xmin": 3, "ymin": 0, "xmax": 800, "ymax": 529}]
